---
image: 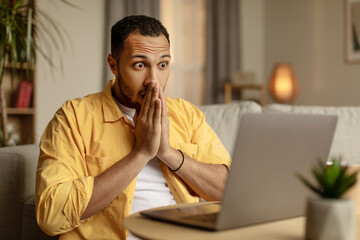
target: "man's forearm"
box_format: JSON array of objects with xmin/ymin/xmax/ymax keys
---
[
  {"xmin": 80, "ymin": 151, "xmax": 149, "ymax": 220},
  {"xmin": 158, "ymin": 148, "xmax": 229, "ymax": 201},
  {"xmin": 82, "ymin": 82, "xmax": 163, "ymax": 220}
]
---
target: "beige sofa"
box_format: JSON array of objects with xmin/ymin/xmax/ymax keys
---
[{"xmin": 1, "ymin": 101, "xmax": 360, "ymax": 239}]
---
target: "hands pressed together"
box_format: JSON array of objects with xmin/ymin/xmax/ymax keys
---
[
  {"xmin": 130, "ymin": 82, "xmax": 228, "ymax": 201},
  {"xmin": 133, "ymin": 81, "xmax": 172, "ymax": 163}
]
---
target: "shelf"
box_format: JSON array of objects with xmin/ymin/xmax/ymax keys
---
[
  {"xmin": 4, "ymin": 62, "xmax": 34, "ymax": 71},
  {"xmin": 6, "ymin": 108, "xmax": 35, "ymax": 115},
  {"xmin": 225, "ymin": 82, "xmax": 265, "ymax": 89},
  {"xmin": 224, "ymin": 82, "xmax": 267, "ymax": 106}
]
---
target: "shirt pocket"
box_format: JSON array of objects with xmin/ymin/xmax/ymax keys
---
[
  {"xmin": 85, "ymin": 155, "xmax": 115, "ymax": 176},
  {"xmin": 173, "ymin": 143, "xmax": 199, "ymax": 160}
]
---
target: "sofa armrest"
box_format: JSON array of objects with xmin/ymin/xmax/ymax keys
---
[
  {"xmin": 0, "ymin": 144, "xmax": 39, "ymax": 198},
  {"xmin": 22, "ymin": 196, "xmax": 58, "ymax": 240},
  {"xmin": 0, "ymin": 144, "xmax": 39, "ymax": 240},
  {"xmin": 0, "ymin": 152, "xmax": 25, "ymax": 240}
]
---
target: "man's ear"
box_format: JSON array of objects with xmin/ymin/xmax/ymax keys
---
[{"xmin": 107, "ymin": 54, "xmax": 118, "ymax": 75}]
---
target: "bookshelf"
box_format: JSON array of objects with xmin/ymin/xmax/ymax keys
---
[
  {"xmin": 1, "ymin": 64, "xmax": 35, "ymax": 145},
  {"xmin": 0, "ymin": 0, "xmax": 42, "ymax": 146}
]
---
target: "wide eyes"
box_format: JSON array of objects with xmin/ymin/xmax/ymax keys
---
[
  {"xmin": 132, "ymin": 61, "xmax": 169, "ymax": 70},
  {"xmin": 133, "ymin": 62, "xmax": 145, "ymax": 70},
  {"xmin": 159, "ymin": 62, "xmax": 168, "ymax": 69}
]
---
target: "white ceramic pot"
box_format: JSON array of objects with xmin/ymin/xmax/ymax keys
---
[
  {"xmin": 344, "ymin": 164, "xmax": 360, "ymax": 214},
  {"xmin": 306, "ymin": 197, "xmax": 356, "ymax": 240}
]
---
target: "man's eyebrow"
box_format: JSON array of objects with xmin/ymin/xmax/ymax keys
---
[
  {"xmin": 130, "ymin": 54, "xmax": 171, "ymax": 59},
  {"xmin": 130, "ymin": 54, "xmax": 148, "ymax": 59},
  {"xmin": 161, "ymin": 54, "xmax": 171, "ymax": 59}
]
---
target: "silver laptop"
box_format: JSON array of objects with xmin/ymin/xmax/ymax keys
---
[{"xmin": 141, "ymin": 113, "xmax": 338, "ymax": 230}]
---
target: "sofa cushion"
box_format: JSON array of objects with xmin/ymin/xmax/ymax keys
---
[
  {"xmin": 264, "ymin": 104, "xmax": 360, "ymax": 164},
  {"xmin": 199, "ymin": 101, "xmax": 262, "ymax": 156}
]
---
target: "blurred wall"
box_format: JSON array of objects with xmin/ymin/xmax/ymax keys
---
[
  {"xmin": 241, "ymin": 0, "xmax": 265, "ymax": 84},
  {"xmin": 265, "ymin": 0, "xmax": 360, "ymax": 106},
  {"xmin": 35, "ymin": 0, "xmax": 105, "ymax": 142},
  {"xmin": 34, "ymin": 0, "xmax": 360, "ymax": 144}
]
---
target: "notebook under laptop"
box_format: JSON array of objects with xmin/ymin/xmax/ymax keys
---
[{"xmin": 141, "ymin": 113, "xmax": 338, "ymax": 231}]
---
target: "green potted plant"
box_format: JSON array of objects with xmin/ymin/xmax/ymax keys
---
[
  {"xmin": 0, "ymin": 0, "xmax": 74, "ymax": 146},
  {"xmin": 298, "ymin": 157, "xmax": 359, "ymax": 240}
]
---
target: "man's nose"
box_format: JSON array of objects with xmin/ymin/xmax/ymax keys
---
[{"xmin": 143, "ymin": 68, "xmax": 159, "ymax": 86}]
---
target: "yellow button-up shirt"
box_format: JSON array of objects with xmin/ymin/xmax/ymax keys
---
[{"xmin": 36, "ymin": 79, "xmax": 231, "ymax": 240}]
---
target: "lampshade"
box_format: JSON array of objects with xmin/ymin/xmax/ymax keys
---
[{"xmin": 269, "ymin": 63, "xmax": 299, "ymax": 104}]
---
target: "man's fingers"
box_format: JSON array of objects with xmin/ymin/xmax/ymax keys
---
[
  {"xmin": 147, "ymin": 83, "xmax": 159, "ymax": 121},
  {"xmin": 159, "ymin": 86, "xmax": 168, "ymax": 124},
  {"xmin": 153, "ymin": 98, "xmax": 161, "ymax": 128},
  {"xmin": 139, "ymin": 83, "xmax": 153, "ymax": 119}
]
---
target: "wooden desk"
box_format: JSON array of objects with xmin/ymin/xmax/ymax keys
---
[
  {"xmin": 224, "ymin": 82, "xmax": 266, "ymax": 106},
  {"xmin": 125, "ymin": 214, "xmax": 305, "ymax": 240},
  {"xmin": 124, "ymin": 203, "xmax": 360, "ymax": 240}
]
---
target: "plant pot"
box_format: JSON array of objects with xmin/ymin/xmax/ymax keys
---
[
  {"xmin": 306, "ymin": 197, "xmax": 356, "ymax": 240},
  {"xmin": 344, "ymin": 164, "xmax": 360, "ymax": 214}
]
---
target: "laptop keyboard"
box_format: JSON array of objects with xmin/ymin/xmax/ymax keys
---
[{"xmin": 182, "ymin": 212, "xmax": 218, "ymax": 224}]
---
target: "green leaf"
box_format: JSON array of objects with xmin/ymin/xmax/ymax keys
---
[
  {"xmin": 296, "ymin": 173, "xmax": 323, "ymax": 196},
  {"xmin": 297, "ymin": 157, "xmax": 359, "ymax": 198},
  {"xmin": 0, "ymin": 0, "xmax": 77, "ymax": 145}
]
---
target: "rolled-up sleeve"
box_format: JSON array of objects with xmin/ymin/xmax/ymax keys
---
[{"xmin": 35, "ymin": 102, "xmax": 93, "ymax": 236}]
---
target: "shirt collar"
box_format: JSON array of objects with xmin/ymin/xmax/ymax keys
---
[{"xmin": 101, "ymin": 79, "xmax": 127, "ymax": 122}]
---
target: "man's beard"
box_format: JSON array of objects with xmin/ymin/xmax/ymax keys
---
[{"xmin": 116, "ymin": 73, "xmax": 142, "ymax": 113}]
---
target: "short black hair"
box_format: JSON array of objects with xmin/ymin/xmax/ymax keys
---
[{"xmin": 111, "ymin": 15, "xmax": 170, "ymax": 60}]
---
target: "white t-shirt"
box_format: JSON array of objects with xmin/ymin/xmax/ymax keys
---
[{"xmin": 113, "ymin": 98, "xmax": 176, "ymax": 239}]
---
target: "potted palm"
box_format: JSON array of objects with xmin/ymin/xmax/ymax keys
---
[
  {"xmin": 0, "ymin": 0, "xmax": 74, "ymax": 146},
  {"xmin": 298, "ymin": 157, "xmax": 359, "ymax": 240}
]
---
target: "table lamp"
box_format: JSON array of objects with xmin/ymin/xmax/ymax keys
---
[{"xmin": 269, "ymin": 63, "xmax": 299, "ymax": 104}]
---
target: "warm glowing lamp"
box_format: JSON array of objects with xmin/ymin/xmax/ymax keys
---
[{"xmin": 269, "ymin": 63, "xmax": 299, "ymax": 104}]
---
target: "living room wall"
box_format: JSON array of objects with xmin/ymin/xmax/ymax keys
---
[
  {"xmin": 35, "ymin": 0, "xmax": 105, "ymax": 142},
  {"xmin": 265, "ymin": 0, "xmax": 360, "ymax": 106},
  {"xmin": 34, "ymin": 0, "xmax": 360, "ymax": 143}
]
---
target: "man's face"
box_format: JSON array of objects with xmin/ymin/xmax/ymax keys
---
[{"xmin": 109, "ymin": 32, "xmax": 171, "ymax": 111}]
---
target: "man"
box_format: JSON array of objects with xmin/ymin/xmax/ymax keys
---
[{"xmin": 36, "ymin": 15, "xmax": 231, "ymax": 240}]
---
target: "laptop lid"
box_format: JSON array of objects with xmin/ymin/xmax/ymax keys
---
[
  {"xmin": 216, "ymin": 113, "xmax": 337, "ymax": 230},
  {"xmin": 141, "ymin": 113, "xmax": 337, "ymax": 231}
]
